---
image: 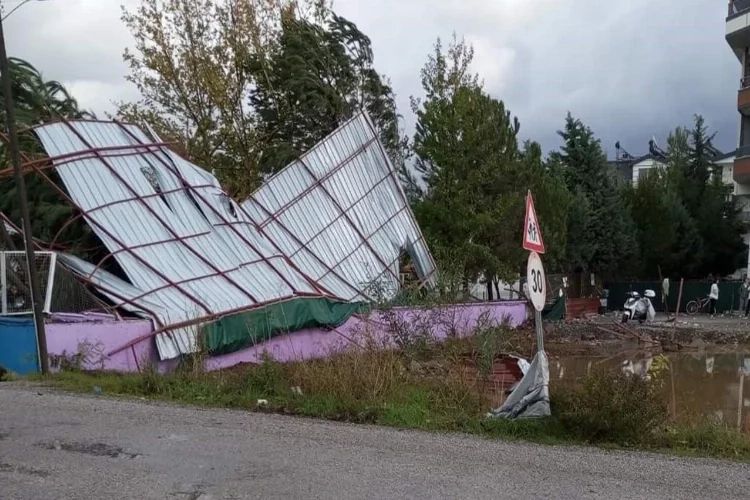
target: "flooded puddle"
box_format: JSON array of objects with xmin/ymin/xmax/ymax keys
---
[{"xmin": 551, "ymin": 350, "xmax": 750, "ymax": 431}]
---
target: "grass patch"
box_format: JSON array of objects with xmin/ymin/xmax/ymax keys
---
[{"xmin": 38, "ymin": 343, "xmax": 750, "ymax": 463}]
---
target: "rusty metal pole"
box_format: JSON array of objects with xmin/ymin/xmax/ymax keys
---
[
  {"xmin": 672, "ymin": 278, "xmax": 684, "ymax": 344},
  {"xmin": 0, "ymin": 16, "xmax": 49, "ymax": 374}
]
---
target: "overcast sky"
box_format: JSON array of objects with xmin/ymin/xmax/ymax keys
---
[{"xmin": 3, "ymin": 0, "xmax": 740, "ymax": 157}]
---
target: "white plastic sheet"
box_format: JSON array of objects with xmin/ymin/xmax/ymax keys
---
[{"xmin": 488, "ymin": 350, "xmax": 551, "ymax": 419}]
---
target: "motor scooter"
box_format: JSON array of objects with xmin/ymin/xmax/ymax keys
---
[{"xmin": 622, "ymin": 289, "xmax": 656, "ymax": 324}]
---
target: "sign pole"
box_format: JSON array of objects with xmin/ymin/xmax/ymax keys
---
[
  {"xmin": 488, "ymin": 190, "xmax": 550, "ymax": 418},
  {"xmin": 534, "ymin": 309, "xmax": 544, "ymax": 353}
]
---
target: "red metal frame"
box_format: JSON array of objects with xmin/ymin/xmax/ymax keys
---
[
  {"xmin": 0, "ymin": 140, "xmax": 175, "ymax": 178},
  {"xmin": 49, "ymin": 182, "xmax": 216, "ymax": 247},
  {"xmin": 286, "ymin": 169, "xmax": 394, "ymax": 259},
  {"xmin": 0, "ymin": 210, "xmax": 142, "ymax": 319},
  {"xmin": 294, "ymin": 155, "xmax": 401, "ymax": 283}
]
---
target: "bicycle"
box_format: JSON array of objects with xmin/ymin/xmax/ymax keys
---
[{"xmin": 685, "ymin": 296, "xmax": 711, "ymax": 315}]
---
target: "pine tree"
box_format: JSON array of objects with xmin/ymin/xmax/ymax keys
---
[
  {"xmin": 665, "ymin": 117, "xmax": 748, "ymax": 277},
  {"xmin": 552, "ymin": 113, "xmax": 637, "ymax": 277}
]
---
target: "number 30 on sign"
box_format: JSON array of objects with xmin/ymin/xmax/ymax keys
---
[{"xmin": 526, "ymin": 251, "xmax": 546, "ymax": 312}]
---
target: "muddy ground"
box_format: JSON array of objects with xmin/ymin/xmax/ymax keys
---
[{"xmin": 517, "ymin": 313, "xmax": 750, "ymax": 359}]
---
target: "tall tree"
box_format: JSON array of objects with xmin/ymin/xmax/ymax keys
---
[
  {"xmin": 0, "ymin": 58, "xmax": 101, "ymax": 260},
  {"xmin": 412, "ymin": 36, "xmax": 534, "ymax": 297},
  {"xmin": 662, "ymin": 118, "xmax": 748, "ymax": 277},
  {"xmin": 625, "ymin": 167, "xmax": 702, "ymax": 278},
  {"xmin": 552, "ymin": 113, "xmax": 637, "ymax": 277},
  {"xmin": 520, "ymin": 141, "xmax": 570, "ymax": 272},
  {"xmin": 118, "ymin": 0, "xmax": 329, "ymax": 198},
  {"xmin": 247, "ymin": 9, "xmax": 406, "ymax": 176}
]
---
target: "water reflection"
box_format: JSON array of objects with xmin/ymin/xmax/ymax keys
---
[{"xmin": 551, "ymin": 351, "xmax": 750, "ymax": 431}]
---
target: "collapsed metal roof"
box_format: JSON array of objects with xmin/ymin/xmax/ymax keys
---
[
  {"xmin": 2, "ymin": 221, "xmax": 17, "ymax": 235},
  {"xmin": 242, "ymin": 113, "xmax": 436, "ymax": 302},
  {"xmin": 29, "ymin": 111, "xmax": 435, "ymax": 360}
]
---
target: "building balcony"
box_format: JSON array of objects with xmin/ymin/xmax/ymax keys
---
[
  {"xmin": 728, "ymin": 0, "xmax": 750, "ymax": 53},
  {"xmin": 734, "ymin": 145, "xmax": 750, "ymax": 184},
  {"xmin": 739, "ymin": 78, "xmax": 750, "ymax": 114}
]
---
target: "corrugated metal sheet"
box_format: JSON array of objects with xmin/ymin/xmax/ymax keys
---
[
  {"xmin": 32, "ymin": 111, "xmax": 436, "ymax": 360},
  {"xmin": 2, "ymin": 220, "xmax": 18, "ymax": 235},
  {"xmin": 34, "ymin": 120, "xmax": 321, "ymax": 360},
  {"xmin": 242, "ymin": 112, "xmax": 437, "ymax": 302}
]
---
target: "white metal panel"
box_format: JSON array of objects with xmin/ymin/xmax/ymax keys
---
[
  {"xmin": 242, "ymin": 112, "xmax": 437, "ymax": 302},
  {"xmin": 32, "ymin": 111, "xmax": 436, "ymax": 360},
  {"xmin": 34, "ymin": 121, "xmax": 322, "ymax": 360},
  {"xmin": 2, "ymin": 221, "xmax": 17, "ymax": 235}
]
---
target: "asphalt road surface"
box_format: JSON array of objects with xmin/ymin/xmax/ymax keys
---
[{"xmin": 1, "ymin": 383, "xmax": 749, "ymax": 500}]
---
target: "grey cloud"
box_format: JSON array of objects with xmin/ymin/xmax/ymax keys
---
[{"xmin": 4, "ymin": 0, "xmax": 739, "ymax": 157}]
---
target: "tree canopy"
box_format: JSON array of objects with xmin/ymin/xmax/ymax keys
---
[
  {"xmin": 2, "ymin": 4, "xmax": 749, "ymax": 297},
  {"xmin": 0, "ymin": 58, "xmax": 102, "ymax": 260}
]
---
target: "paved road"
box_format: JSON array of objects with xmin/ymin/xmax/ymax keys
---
[{"xmin": 1, "ymin": 383, "xmax": 749, "ymax": 500}]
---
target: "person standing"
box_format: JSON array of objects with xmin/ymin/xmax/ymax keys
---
[
  {"xmin": 743, "ymin": 278, "xmax": 750, "ymax": 317},
  {"xmin": 709, "ymin": 279, "xmax": 720, "ymax": 317}
]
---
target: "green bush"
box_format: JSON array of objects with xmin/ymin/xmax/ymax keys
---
[{"xmin": 553, "ymin": 370, "xmax": 669, "ymax": 445}]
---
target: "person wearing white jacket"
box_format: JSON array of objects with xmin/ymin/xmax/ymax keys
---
[{"xmin": 709, "ymin": 279, "xmax": 719, "ymax": 317}]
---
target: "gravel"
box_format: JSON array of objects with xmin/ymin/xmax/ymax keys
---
[{"xmin": 1, "ymin": 383, "xmax": 748, "ymax": 499}]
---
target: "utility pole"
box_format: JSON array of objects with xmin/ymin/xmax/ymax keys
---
[{"xmin": 0, "ymin": 16, "xmax": 49, "ymax": 373}]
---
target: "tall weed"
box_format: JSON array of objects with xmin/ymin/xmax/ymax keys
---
[{"xmin": 553, "ymin": 369, "xmax": 669, "ymax": 445}]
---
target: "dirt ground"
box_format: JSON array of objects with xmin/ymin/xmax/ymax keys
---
[{"xmin": 520, "ymin": 312, "xmax": 750, "ymax": 359}]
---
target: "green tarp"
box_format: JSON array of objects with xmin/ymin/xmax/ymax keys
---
[
  {"xmin": 542, "ymin": 295, "xmax": 565, "ymax": 321},
  {"xmin": 204, "ymin": 297, "xmax": 367, "ymax": 355}
]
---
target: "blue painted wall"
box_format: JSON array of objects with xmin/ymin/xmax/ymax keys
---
[{"xmin": 0, "ymin": 316, "xmax": 38, "ymax": 375}]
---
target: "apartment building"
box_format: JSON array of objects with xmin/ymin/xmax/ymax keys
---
[{"xmin": 728, "ymin": 1, "xmax": 750, "ymax": 191}]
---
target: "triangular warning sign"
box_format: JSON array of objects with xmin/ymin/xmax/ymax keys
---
[{"xmin": 523, "ymin": 190, "xmax": 545, "ymax": 254}]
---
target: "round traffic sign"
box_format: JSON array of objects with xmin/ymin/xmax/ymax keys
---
[{"xmin": 526, "ymin": 251, "xmax": 546, "ymax": 312}]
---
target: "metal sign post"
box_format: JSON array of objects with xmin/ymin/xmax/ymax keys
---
[
  {"xmin": 489, "ymin": 191, "xmax": 551, "ymax": 419},
  {"xmin": 527, "ymin": 250, "xmax": 546, "ymax": 352}
]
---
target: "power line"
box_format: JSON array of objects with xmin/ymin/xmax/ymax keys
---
[{"xmin": 2, "ymin": 0, "xmax": 51, "ymax": 21}]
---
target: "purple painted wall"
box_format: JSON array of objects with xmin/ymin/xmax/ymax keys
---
[
  {"xmin": 46, "ymin": 313, "xmax": 156, "ymax": 372},
  {"xmin": 45, "ymin": 301, "xmax": 528, "ymax": 373},
  {"xmin": 205, "ymin": 301, "xmax": 528, "ymax": 370}
]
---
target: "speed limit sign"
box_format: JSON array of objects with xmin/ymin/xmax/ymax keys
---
[{"xmin": 526, "ymin": 251, "xmax": 546, "ymax": 312}]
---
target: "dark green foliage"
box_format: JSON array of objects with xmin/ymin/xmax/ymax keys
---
[
  {"xmin": 0, "ymin": 58, "xmax": 103, "ymax": 261},
  {"xmin": 553, "ymin": 370, "xmax": 669, "ymax": 445},
  {"xmin": 412, "ymin": 82, "xmax": 523, "ymax": 284},
  {"xmin": 248, "ymin": 11, "xmax": 405, "ymax": 176},
  {"xmin": 629, "ymin": 117, "xmax": 748, "ymax": 279},
  {"xmin": 625, "ymin": 170, "xmax": 703, "ymax": 278},
  {"xmin": 552, "ymin": 114, "xmax": 637, "ymax": 277},
  {"xmin": 411, "ymin": 36, "xmax": 570, "ymax": 292}
]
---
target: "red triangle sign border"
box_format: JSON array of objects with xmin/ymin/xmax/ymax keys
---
[{"xmin": 523, "ymin": 190, "xmax": 545, "ymax": 254}]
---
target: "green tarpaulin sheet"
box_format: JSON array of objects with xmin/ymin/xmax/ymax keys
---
[
  {"xmin": 204, "ymin": 297, "xmax": 367, "ymax": 355},
  {"xmin": 542, "ymin": 296, "xmax": 565, "ymax": 321}
]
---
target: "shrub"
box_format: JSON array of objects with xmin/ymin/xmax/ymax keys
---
[{"xmin": 553, "ymin": 369, "xmax": 669, "ymax": 445}]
